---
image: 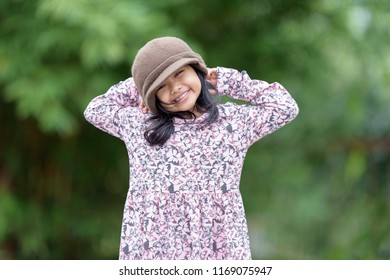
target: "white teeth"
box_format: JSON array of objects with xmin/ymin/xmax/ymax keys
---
[{"xmin": 173, "ymin": 91, "xmax": 189, "ymax": 103}]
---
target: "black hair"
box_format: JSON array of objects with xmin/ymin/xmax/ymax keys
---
[{"xmin": 144, "ymin": 65, "xmax": 220, "ymax": 146}]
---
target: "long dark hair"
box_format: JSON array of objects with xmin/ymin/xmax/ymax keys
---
[{"xmin": 144, "ymin": 65, "xmax": 219, "ymax": 146}]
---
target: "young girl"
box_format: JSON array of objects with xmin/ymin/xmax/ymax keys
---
[{"xmin": 84, "ymin": 36, "xmax": 299, "ymax": 260}]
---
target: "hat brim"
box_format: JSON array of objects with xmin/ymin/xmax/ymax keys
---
[{"xmin": 145, "ymin": 57, "xmax": 207, "ymax": 115}]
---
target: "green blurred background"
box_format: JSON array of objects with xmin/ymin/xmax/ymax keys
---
[{"xmin": 1, "ymin": 0, "xmax": 389, "ymax": 259}]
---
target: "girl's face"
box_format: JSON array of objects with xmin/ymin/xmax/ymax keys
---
[{"xmin": 155, "ymin": 65, "xmax": 202, "ymax": 114}]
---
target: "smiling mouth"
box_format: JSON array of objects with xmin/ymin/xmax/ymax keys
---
[{"xmin": 172, "ymin": 91, "xmax": 189, "ymax": 104}]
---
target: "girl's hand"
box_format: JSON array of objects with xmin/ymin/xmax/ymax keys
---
[
  {"xmin": 139, "ymin": 99, "xmax": 150, "ymax": 114},
  {"xmin": 206, "ymin": 68, "xmax": 218, "ymax": 95}
]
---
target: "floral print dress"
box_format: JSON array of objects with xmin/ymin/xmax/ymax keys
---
[{"xmin": 84, "ymin": 67, "xmax": 299, "ymax": 259}]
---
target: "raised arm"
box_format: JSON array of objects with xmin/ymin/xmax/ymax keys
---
[
  {"xmin": 216, "ymin": 67, "xmax": 299, "ymax": 146},
  {"xmin": 84, "ymin": 77, "xmax": 142, "ymax": 139}
]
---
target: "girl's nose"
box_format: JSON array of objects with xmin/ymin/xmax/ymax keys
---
[{"xmin": 171, "ymin": 84, "xmax": 182, "ymax": 95}]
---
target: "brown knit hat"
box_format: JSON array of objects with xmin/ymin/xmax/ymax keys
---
[{"xmin": 131, "ymin": 37, "xmax": 208, "ymax": 115}]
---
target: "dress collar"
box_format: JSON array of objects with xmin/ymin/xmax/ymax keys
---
[{"xmin": 173, "ymin": 112, "xmax": 209, "ymax": 125}]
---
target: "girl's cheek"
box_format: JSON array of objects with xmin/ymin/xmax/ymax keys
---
[
  {"xmin": 156, "ymin": 93, "xmax": 167, "ymax": 104},
  {"xmin": 161, "ymin": 92, "xmax": 171, "ymax": 103}
]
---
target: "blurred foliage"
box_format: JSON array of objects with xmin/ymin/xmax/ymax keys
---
[{"xmin": 0, "ymin": 0, "xmax": 389, "ymax": 259}]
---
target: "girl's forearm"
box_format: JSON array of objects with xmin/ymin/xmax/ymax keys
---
[
  {"xmin": 84, "ymin": 78, "xmax": 141, "ymax": 138},
  {"xmin": 216, "ymin": 66, "xmax": 299, "ymax": 120}
]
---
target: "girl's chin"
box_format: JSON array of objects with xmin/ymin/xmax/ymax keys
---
[
  {"xmin": 172, "ymin": 98, "xmax": 197, "ymax": 112},
  {"xmin": 165, "ymin": 105, "xmax": 197, "ymax": 114}
]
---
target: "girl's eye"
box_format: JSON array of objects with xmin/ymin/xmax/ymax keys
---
[
  {"xmin": 174, "ymin": 70, "xmax": 184, "ymax": 77},
  {"xmin": 156, "ymin": 84, "xmax": 166, "ymax": 92}
]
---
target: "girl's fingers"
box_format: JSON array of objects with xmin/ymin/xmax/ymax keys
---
[
  {"xmin": 139, "ymin": 99, "xmax": 149, "ymax": 113},
  {"xmin": 207, "ymin": 68, "xmax": 218, "ymax": 87}
]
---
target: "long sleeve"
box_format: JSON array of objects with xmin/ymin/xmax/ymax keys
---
[
  {"xmin": 84, "ymin": 77, "xmax": 142, "ymax": 139},
  {"xmin": 216, "ymin": 67, "xmax": 299, "ymax": 147}
]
